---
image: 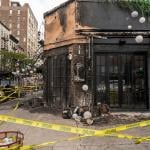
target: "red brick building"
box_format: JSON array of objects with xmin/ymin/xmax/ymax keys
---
[{"xmin": 0, "ymin": 0, "xmax": 38, "ymax": 57}]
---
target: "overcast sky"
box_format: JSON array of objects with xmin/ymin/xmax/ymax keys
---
[{"xmin": 12, "ymin": 0, "xmax": 68, "ymax": 28}]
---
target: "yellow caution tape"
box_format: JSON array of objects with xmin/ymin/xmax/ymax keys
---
[
  {"xmin": 135, "ymin": 137, "xmax": 150, "ymax": 144},
  {"xmin": 0, "ymin": 135, "xmax": 88, "ymax": 150},
  {"xmin": 0, "ymin": 133, "xmax": 149, "ymax": 150},
  {"xmin": 0, "ymin": 96, "xmax": 17, "ymax": 99},
  {"xmin": 0, "ymin": 115, "xmax": 149, "ymax": 136},
  {"xmin": 0, "ymin": 115, "xmax": 149, "ymax": 149},
  {"xmin": 0, "ymin": 91, "xmax": 17, "ymax": 102},
  {"xmin": 108, "ymin": 133, "xmax": 150, "ymax": 144},
  {"xmin": 23, "ymin": 135, "xmax": 88, "ymax": 150}
]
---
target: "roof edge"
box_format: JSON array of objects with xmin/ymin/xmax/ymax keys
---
[{"xmin": 44, "ymin": 0, "xmax": 75, "ymax": 18}]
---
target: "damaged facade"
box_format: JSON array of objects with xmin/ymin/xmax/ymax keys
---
[{"xmin": 44, "ymin": 0, "xmax": 150, "ymax": 110}]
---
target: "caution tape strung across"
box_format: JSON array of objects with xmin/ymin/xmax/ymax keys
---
[
  {"xmin": 107, "ymin": 133, "xmax": 150, "ymax": 144},
  {"xmin": 0, "ymin": 135, "xmax": 88, "ymax": 150},
  {"xmin": 0, "ymin": 91, "xmax": 17, "ymax": 102},
  {"xmin": 0, "ymin": 85, "xmax": 42, "ymax": 103},
  {"xmin": 0, "ymin": 115, "xmax": 149, "ymax": 136},
  {"xmin": 0, "ymin": 115, "xmax": 149, "ymax": 149}
]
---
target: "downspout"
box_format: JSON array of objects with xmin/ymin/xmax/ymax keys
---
[
  {"xmin": 87, "ymin": 34, "xmax": 94, "ymax": 111},
  {"xmin": 91, "ymin": 35, "xmax": 94, "ymax": 111}
]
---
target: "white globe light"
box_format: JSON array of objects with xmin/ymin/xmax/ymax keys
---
[
  {"xmin": 135, "ymin": 35, "xmax": 143, "ymax": 43},
  {"xmin": 22, "ymin": 69, "xmax": 25, "ymax": 72},
  {"xmin": 131, "ymin": 11, "xmax": 138, "ymax": 18},
  {"xmin": 68, "ymin": 54, "xmax": 73, "ymax": 60},
  {"xmin": 139, "ymin": 17, "xmax": 146, "ymax": 23},
  {"xmin": 72, "ymin": 113, "xmax": 78, "ymax": 119},
  {"xmin": 30, "ymin": 70, "xmax": 33, "ymax": 74},
  {"xmin": 12, "ymin": 72, "xmax": 15, "ymax": 75},
  {"xmin": 128, "ymin": 25, "xmax": 132, "ymax": 30},
  {"xmin": 82, "ymin": 84, "xmax": 88, "ymax": 91},
  {"xmin": 83, "ymin": 111, "xmax": 92, "ymax": 119},
  {"xmin": 72, "ymin": 114, "xmax": 81, "ymax": 122}
]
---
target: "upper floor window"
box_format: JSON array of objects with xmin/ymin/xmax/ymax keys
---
[
  {"xmin": 10, "ymin": 10, "xmax": 12, "ymax": 15},
  {"xmin": 23, "ymin": 37, "xmax": 26, "ymax": 42},
  {"xmin": 17, "ymin": 24, "xmax": 20, "ymax": 28},
  {"xmin": 9, "ymin": 23, "xmax": 12, "ymax": 28},
  {"xmin": 12, "ymin": 3, "xmax": 17, "ymax": 7},
  {"xmin": 17, "ymin": 30, "xmax": 20, "ymax": 35},
  {"xmin": 18, "ymin": 10, "xmax": 20, "ymax": 15},
  {"xmin": 0, "ymin": 0, "xmax": 1, "ymax": 7}
]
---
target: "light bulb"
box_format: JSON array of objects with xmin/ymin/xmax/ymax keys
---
[
  {"xmin": 83, "ymin": 111, "xmax": 92, "ymax": 119},
  {"xmin": 68, "ymin": 54, "xmax": 73, "ymax": 60},
  {"xmin": 139, "ymin": 17, "xmax": 146, "ymax": 23},
  {"xmin": 131, "ymin": 11, "xmax": 138, "ymax": 18},
  {"xmin": 82, "ymin": 84, "xmax": 88, "ymax": 91},
  {"xmin": 22, "ymin": 69, "xmax": 25, "ymax": 72},
  {"xmin": 128, "ymin": 25, "xmax": 132, "ymax": 30},
  {"xmin": 135, "ymin": 35, "xmax": 143, "ymax": 43},
  {"xmin": 30, "ymin": 70, "xmax": 33, "ymax": 74}
]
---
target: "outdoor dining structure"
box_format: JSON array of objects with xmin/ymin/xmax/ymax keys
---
[{"xmin": 43, "ymin": 0, "xmax": 150, "ymax": 111}]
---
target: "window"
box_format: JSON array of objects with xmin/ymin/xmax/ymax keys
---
[
  {"xmin": 12, "ymin": 3, "xmax": 17, "ymax": 7},
  {"xmin": 9, "ymin": 1, "xmax": 11, "ymax": 7},
  {"xmin": 9, "ymin": 23, "xmax": 12, "ymax": 28},
  {"xmin": 0, "ymin": 0, "xmax": 1, "ymax": 7},
  {"xmin": 18, "ymin": 10, "xmax": 20, "ymax": 15},
  {"xmin": 23, "ymin": 37, "xmax": 26, "ymax": 42},
  {"xmin": 46, "ymin": 54, "xmax": 71, "ymax": 106},
  {"xmin": 10, "ymin": 10, "xmax": 12, "ymax": 15},
  {"xmin": 17, "ymin": 30, "xmax": 20, "ymax": 35},
  {"xmin": 17, "ymin": 24, "xmax": 20, "ymax": 28}
]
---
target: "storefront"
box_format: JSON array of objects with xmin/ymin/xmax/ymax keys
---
[
  {"xmin": 95, "ymin": 52, "xmax": 148, "ymax": 109},
  {"xmin": 44, "ymin": 0, "xmax": 150, "ymax": 110}
]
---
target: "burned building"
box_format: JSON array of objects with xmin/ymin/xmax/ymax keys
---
[{"xmin": 44, "ymin": 0, "xmax": 150, "ymax": 110}]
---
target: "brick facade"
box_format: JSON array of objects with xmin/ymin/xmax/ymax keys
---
[{"xmin": 0, "ymin": 0, "xmax": 38, "ymax": 57}]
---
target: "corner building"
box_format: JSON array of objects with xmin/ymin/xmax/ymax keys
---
[{"xmin": 44, "ymin": 0, "xmax": 150, "ymax": 111}]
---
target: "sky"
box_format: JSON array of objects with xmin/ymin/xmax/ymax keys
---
[{"xmin": 12, "ymin": 0, "xmax": 68, "ymax": 29}]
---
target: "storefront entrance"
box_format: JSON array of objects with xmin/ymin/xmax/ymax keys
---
[{"xmin": 95, "ymin": 53, "xmax": 148, "ymax": 109}]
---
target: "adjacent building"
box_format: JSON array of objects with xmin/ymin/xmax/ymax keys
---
[
  {"xmin": 0, "ymin": 21, "xmax": 10, "ymax": 51},
  {"xmin": 44, "ymin": 0, "xmax": 150, "ymax": 110},
  {"xmin": 0, "ymin": 0, "xmax": 38, "ymax": 57},
  {"xmin": 0, "ymin": 21, "xmax": 18, "ymax": 51}
]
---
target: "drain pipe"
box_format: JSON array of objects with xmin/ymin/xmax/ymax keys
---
[
  {"xmin": 87, "ymin": 34, "xmax": 94, "ymax": 111},
  {"xmin": 91, "ymin": 35, "xmax": 94, "ymax": 112}
]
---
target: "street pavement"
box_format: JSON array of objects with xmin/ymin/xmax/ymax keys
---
[{"xmin": 0, "ymin": 103, "xmax": 150, "ymax": 150}]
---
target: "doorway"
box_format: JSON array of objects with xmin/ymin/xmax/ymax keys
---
[{"xmin": 95, "ymin": 53, "xmax": 148, "ymax": 109}]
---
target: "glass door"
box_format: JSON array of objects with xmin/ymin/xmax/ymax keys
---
[
  {"xmin": 132, "ymin": 54, "xmax": 147, "ymax": 108},
  {"xmin": 95, "ymin": 55, "xmax": 107, "ymax": 104},
  {"xmin": 108, "ymin": 55, "xmax": 120, "ymax": 107},
  {"xmin": 95, "ymin": 53, "xmax": 147, "ymax": 109}
]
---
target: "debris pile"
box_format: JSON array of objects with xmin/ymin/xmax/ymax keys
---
[{"xmin": 62, "ymin": 103, "xmax": 111, "ymax": 125}]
